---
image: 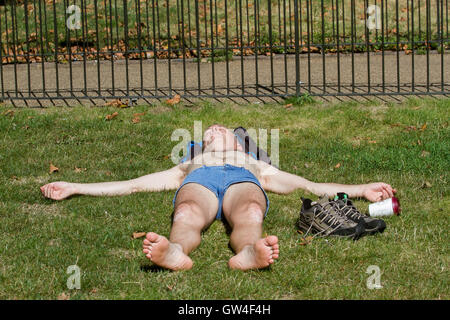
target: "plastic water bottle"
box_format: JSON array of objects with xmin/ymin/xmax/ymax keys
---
[{"xmin": 368, "ymin": 197, "xmax": 401, "ymax": 217}]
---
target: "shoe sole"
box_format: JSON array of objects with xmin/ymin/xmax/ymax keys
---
[{"xmin": 297, "ymin": 219, "xmax": 363, "ymax": 240}]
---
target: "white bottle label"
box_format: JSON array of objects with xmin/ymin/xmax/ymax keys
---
[{"xmin": 368, "ymin": 198, "xmax": 394, "ymax": 217}]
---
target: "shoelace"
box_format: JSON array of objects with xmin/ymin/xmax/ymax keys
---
[
  {"xmin": 338, "ymin": 201, "xmax": 364, "ymax": 220},
  {"xmin": 302, "ymin": 201, "xmax": 348, "ymax": 238}
]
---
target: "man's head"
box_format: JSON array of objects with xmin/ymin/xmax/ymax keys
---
[{"xmin": 202, "ymin": 124, "xmax": 243, "ymax": 153}]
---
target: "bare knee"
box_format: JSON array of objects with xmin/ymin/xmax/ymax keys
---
[
  {"xmin": 233, "ymin": 201, "xmax": 265, "ymax": 225},
  {"xmin": 173, "ymin": 201, "xmax": 205, "ymax": 227}
]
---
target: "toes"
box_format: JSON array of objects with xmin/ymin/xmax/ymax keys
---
[
  {"xmin": 145, "ymin": 232, "xmax": 159, "ymax": 242},
  {"xmin": 265, "ymin": 235, "xmax": 278, "ymax": 247}
]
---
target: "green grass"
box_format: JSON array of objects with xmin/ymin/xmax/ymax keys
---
[{"xmin": 0, "ymin": 97, "xmax": 449, "ymax": 299}]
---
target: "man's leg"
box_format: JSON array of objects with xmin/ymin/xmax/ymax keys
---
[
  {"xmin": 222, "ymin": 183, "xmax": 279, "ymax": 270},
  {"xmin": 142, "ymin": 183, "xmax": 218, "ymax": 271}
]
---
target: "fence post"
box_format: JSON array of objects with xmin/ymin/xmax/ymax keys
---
[{"xmin": 293, "ymin": 0, "xmax": 300, "ymax": 96}]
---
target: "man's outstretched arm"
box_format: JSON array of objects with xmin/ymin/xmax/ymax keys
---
[
  {"xmin": 40, "ymin": 164, "xmax": 187, "ymax": 200},
  {"xmin": 258, "ymin": 162, "xmax": 396, "ymax": 202}
]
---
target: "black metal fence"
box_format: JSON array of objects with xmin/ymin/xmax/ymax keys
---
[{"xmin": 0, "ymin": 0, "xmax": 448, "ymax": 106}]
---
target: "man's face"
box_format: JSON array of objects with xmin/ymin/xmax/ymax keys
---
[{"xmin": 203, "ymin": 124, "xmax": 243, "ymax": 152}]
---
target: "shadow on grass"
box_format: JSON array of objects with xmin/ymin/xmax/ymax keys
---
[{"xmin": 140, "ymin": 264, "xmax": 171, "ymax": 273}]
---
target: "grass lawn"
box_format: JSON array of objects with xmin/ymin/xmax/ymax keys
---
[{"xmin": 0, "ymin": 97, "xmax": 448, "ymax": 299}]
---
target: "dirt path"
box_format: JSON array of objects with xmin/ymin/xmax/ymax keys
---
[{"xmin": 1, "ymin": 51, "xmax": 448, "ymax": 106}]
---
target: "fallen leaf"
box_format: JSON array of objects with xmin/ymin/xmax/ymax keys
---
[
  {"xmin": 132, "ymin": 232, "xmax": 146, "ymax": 239},
  {"xmin": 105, "ymin": 111, "xmax": 119, "ymax": 120},
  {"xmin": 284, "ymin": 103, "xmax": 293, "ymax": 109},
  {"xmin": 57, "ymin": 292, "xmax": 70, "ymax": 300},
  {"xmin": 3, "ymin": 109, "xmax": 14, "ymax": 117},
  {"xmin": 420, "ymin": 150, "xmax": 430, "ymax": 158},
  {"xmin": 133, "ymin": 112, "xmax": 146, "ymax": 117},
  {"xmin": 404, "ymin": 125, "xmax": 417, "ymax": 131},
  {"xmin": 299, "ymin": 236, "xmax": 313, "ymax": 246},
  {"xmin": 74, "ymin": 167, "xmax": 87, "ymax": 173},
  {"xmin": 105, "ymin": 99, "xmax": 128, "ymax": 108},
  {"xmin": 334, "ymin": 163, "xmax": 341, "ymax": 169},
  {"xmin": 422, "ymin": 181, "xmax": 432, "ymax": 188},
  {"xmin": 368, "ymin": 140, "xmax": 377, "ymax": 144},
  {"xmin": 49, "ymin": 163, "xmax": 59, "ymax": 174},
  {"xmin": 132, "ymin": 117, "xmax": 140, "ymax": 124},
  {"xmin": 420, "ymin": 123, "xmax": 427, "ymax": 131},
  {"xmin": 166, "ymin": 94, "xmax": 181, "ymax": 106}
]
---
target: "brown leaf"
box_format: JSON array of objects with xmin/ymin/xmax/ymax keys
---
[
  {"xmin": 105, "ymin": 99, "xmax": 128, "ymax": 108},
  {"xmin": 105, "ymin": 112, "xmax": 119, "ymax": 120},
  {"xmin": 420, "ymin": 123, "xmax": 427, "ymax": 131},
  {"xmin": 132, "ymin": 232, "xmax": 146, "ymax": 239},
  {"xmin": 422, "ymin": 181, "xmax": 432, "ymax": 189},
  {"xmin": 49, "ymin": 163, "xmax": 59, "ymax": 174},
  {"xmin": 334, "ymin": 163, "xmax": 341, "ymax": 169},
  {"xmin": 132, "ymin": 117, "xmax": 140, "ymax": 124},
  {"xmin": 299, "ymin": 236, "xmax": 313, "ymax": 246},
  {"xmin": 133, "ymin": 112, "xmax": 146, "ymax": 117},
  {"xmin": 57, "ymin": 292, "xmax": 70, "ymax": 300},
  {"xmin": 404, "ymin": 125, "xmax": 417, "ymax": 131},
  {"xmin": 166, "ymin": 94, "xmax": 181, "ymax": 106},
  {"xmin": 74, "ymin": 167, "xmax": 87, "ymax": 173},
  {"xmin": 3, "ymin": 109, "xmax": 14, "ymax": 117},
  {"xmin": 420, "ymin": 150, "xmax": 430, "ymax": 158},
  {"xmin": 368, "ymin": 140, "xmax": 377, "ymax": 144}
]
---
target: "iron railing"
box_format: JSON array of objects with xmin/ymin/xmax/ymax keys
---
[{"xmin": 0, "ymin": 0, "xmax": 448, "ymax": 106}]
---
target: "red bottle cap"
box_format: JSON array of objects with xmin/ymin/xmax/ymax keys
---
[{"xmin": 392, "ymin": 197, "xmax": 401, "ymax": 215}]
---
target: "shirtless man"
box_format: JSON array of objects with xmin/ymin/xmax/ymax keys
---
[{"xmin": 40, "ymin": 124, "xmax": 396, "ymax": 271}]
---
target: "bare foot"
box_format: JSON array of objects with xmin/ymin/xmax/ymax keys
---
[
  {"xmin": 228, "ymin": 235, "xmax": 279, "ymax": 271},
  {"xmin": 142, "ymin": 232, "xmax": 193, "ymax": 271},
  {"xmin": 40, "ymin": 182, "xmax": 76, "ymax": 200}
]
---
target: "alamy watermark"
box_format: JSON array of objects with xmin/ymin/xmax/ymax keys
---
[
  {"xmin": 170, "ymin": 121, "xmax": 280, "ymax": 171},
  {"xmin": 366, "ymin": 265, "xmax": 383, "ymax": 290},
  {"xmin": 66, "ymin": 265, "xmax": 81, "ymax": 290},
  {"xmin": 66, "ymin": 5, "xmax": 82, "ymax": 31},
  {"xmin": 366, "ymin": 5, "xmax": 382, "ymax": 31}
]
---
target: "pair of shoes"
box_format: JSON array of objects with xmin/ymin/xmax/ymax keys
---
[{"xmin": 296, "ymin": 193, "xmax": 386, "ymax": 240}]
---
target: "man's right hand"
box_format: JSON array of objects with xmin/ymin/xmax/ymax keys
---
[{"xmin": 40, "ymin": 182, "xmax": 76, "ymax": 200}]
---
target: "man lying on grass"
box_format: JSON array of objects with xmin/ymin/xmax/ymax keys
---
[{"xmin": 40, "ymin": 124, "xmax": 396, "ymax": 271}]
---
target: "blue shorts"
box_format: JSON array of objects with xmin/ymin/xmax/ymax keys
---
[{"xmin": 172, "ymin": 164, "xmax": 270, "ymax": 220}]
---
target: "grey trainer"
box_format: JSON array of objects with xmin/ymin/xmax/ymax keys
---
[{"xmin": 297, "ymin": 196, "xmax": 365, "ymax": 240}]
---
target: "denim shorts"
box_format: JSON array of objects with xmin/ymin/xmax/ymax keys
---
[{"xmin": 172, "ymin": 164, "xmax": 270, "ymax": 220}]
